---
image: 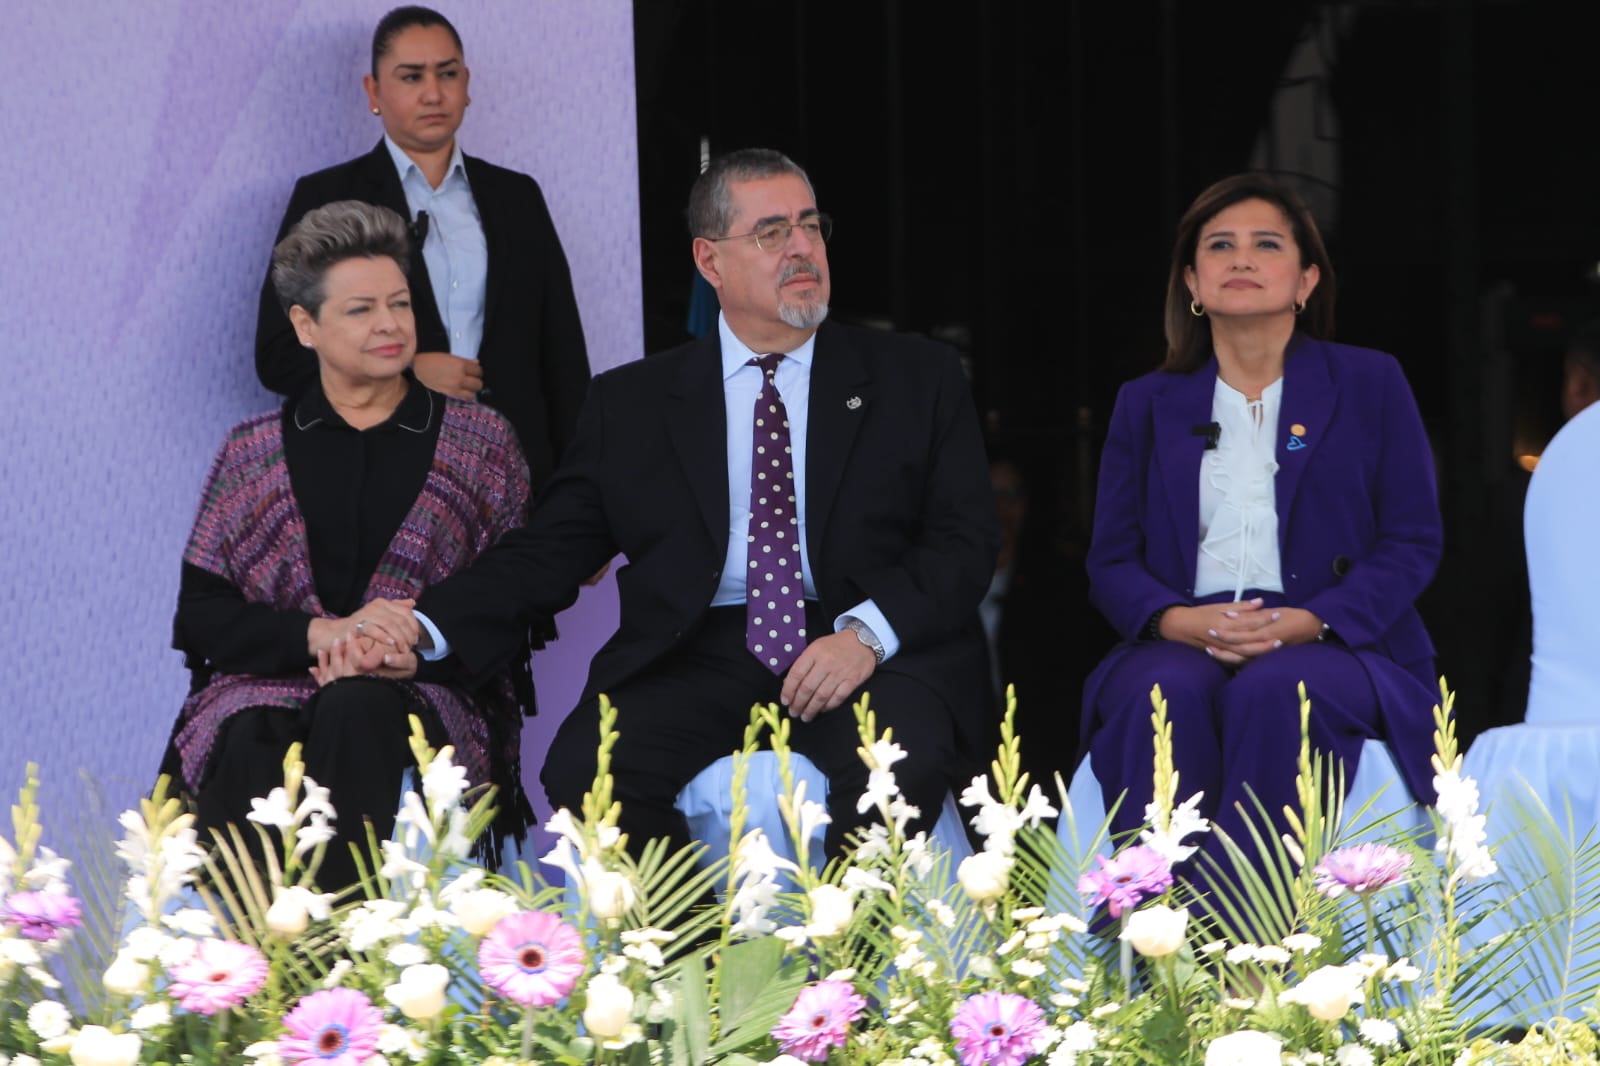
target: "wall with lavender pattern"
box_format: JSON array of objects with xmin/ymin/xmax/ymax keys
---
[{"xmin": 0, "ymin": 2, "xmax": 639, "ymax": 848}]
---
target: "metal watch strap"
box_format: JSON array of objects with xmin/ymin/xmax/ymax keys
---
[{"xmin": 842, "ymin": 617, "xmax": 886, "ymax": 664}]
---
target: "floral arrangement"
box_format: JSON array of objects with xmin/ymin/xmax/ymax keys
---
[{"xmin": 1, "ymin": 684, "xmax": 1597, "ymax": 1066}]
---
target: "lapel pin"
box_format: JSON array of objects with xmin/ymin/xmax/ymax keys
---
[
  {"xmin": 846, "ymin": 396, "xmax": 863, "ymax": 410},
  {"xmin": 1287, "ymin": 423, "xmax": 1308, "ymax": 451}
]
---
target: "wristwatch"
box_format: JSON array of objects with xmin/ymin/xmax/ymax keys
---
[{"xmin": 841, "ymin": 617, "xmax": 886, "ymax": 665}]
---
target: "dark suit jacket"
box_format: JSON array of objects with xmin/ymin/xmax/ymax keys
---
[
  {"xmin": 418, "ymin": 321, "xmax": 1001, "ymax": 744},
  {"xmin": 1084, "ymin": 336, "xmax": 1443, "ymax": 796},
  {"xmin": 255, "ymin": 142, "xmax": 591, "ymax": 490}
]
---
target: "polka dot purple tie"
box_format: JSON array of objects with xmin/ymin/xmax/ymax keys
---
[{"xmin": 746, "ymin": 353, "xmax": 807, "ymax": 674}]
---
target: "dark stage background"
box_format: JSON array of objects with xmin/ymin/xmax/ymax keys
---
[{"xmin": 631, "ymin": 1, "xmax": 1600, "ymax": 755}]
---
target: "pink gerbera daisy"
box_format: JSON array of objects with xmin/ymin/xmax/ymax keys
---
[
  {"xmin": 950, "ymin": 991, "xmax": 1047, "ymax": 1066},
  {"xmin": 477, "ymin": 909, "xmax": 585, "ymax": 1008},
  {"xmin": 166, "ymin": 938, "xmax": 269, "ymax": 1015},
  {"xmin": 1314, "ymin": 842, "xmax": 1413, "ymax": 899},
  {"xmin": 1078, "ymin": 844, "xmax": 1174, "ymax": 918},
  {"xmin": 771, "ymin": 980, "xmax": 867, "ymax": 1061},
  {"xmin": 1, "ymin": 891, "xmax": 82, "ymax": 942},
  {"xmin": 278, "ymin": 987, "xmax": 384, "ymax": 1066}
]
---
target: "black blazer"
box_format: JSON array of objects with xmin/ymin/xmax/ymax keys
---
[
  {"xmin": 255, "ymin": 141, "xmax": 591, "ymax": 490},
  {"xmin": 417, "ymin": 321, "xmax": 1001, "ymax": 743}
]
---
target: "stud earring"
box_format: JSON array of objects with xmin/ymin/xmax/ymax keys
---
[{"xmin": 371, "ymin": 106, "xmax": 381, "ymax": 115}]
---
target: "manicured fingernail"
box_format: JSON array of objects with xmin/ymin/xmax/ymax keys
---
[
  {"xmin": 1270, "ymin": 612, "xmax": 1281, "ymax": 621},
  {"xmin": 1207, "ymin": 629, "xmax": 1219, "ymax": 638},
  {"xmin": 1273, "ymin": 639, "xmax": 1283, "ymax": 649},
  {"xmin": 1252, "ymin": 597, "xmax": 1264, "ymax": 605},
  {"xmin": 1224, "ymin": 611, "xmax": 1238, "ymax": 618},
  {"xmin": 1204, "ymin": 647, "xmax": 1215, "ymax": 657}
]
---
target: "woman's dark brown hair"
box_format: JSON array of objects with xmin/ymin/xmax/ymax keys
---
[{"xmin": 1163, "ymin": 173, "xmax": 1336, "ymax": 372}]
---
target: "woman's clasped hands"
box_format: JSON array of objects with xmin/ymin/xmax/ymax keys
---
[
  {"xmin": 307, "ymin": 598, "xmax": 422, "ymax": 686},
  {"xmin": 1158, "ymin": 598, "xmax": 1326, "ymax": 665}
]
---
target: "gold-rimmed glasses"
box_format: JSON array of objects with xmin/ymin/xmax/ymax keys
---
[{"xmin": 709, "ymin": 213, "xmax": 833, "ymax": 252}]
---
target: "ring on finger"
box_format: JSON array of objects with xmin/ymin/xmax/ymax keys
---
[{"xmin": 355, "ymin": 620, "xmax": 367, "ymax": 632}]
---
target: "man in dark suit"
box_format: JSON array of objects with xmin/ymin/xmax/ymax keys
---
[
  {"xmin": 374, "ymin": 148, "xmax": 998, "ymax": 859},
  {"xmin": 255, "ymin": 6, "xmax": 590, "ymax": 490}
]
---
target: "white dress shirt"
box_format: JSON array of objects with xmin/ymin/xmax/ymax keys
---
[{"xmin": 384, "ymin": 136, "xmax": 488, "ymax": 360}]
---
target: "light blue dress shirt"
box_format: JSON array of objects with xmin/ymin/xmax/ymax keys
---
[
  {"xmin": 383, "ymin": 136, "xmax": 488, "ymax": 360},
  {"xmin": 417, "ymin": 312, "xmax": 900, "ymax": 662}
]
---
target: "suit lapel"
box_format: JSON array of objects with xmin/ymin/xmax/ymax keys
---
[
  {"xmin": 463, "ymin": 155, "xmax": 503, "ymax": 343},
  {"xmin": 1151, "ymin": 362, "xmax": 1218, "ymax": 575},
  {"xmin": 667, "ymin": 336, "xmax": 730, "ymax": 548},
  {"xmin": 1274, "ymin": 336, "xmax": 1337, "ymax": 543},
  {"xmin": 805, "ymin": 324, "xmax": 874, "ymax": 563}
]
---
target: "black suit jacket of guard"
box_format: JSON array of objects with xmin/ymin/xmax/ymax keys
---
[
  {"xmin": 254, "ymin": 141, "xmax": 592, "ymax": 490},
  {"xmin": 416, "ymin": 321, "xmax": 1002, "ymax": 745}
]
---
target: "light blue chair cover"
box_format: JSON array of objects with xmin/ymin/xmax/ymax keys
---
[
  {"xmin": 1459, "ymin": 403, "xmax": 1600, "ymax": 1027},
  {"xmin": 676, "ymin": 752, "xmax": 973, "ymax": 873}
]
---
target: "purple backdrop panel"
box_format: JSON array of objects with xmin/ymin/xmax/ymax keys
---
[{"xmin": 0, "ymin": 2, "xmax": 638, "ymax": 848}]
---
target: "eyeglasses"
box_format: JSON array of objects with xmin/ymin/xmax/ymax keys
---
[{"xmin": 710, "ymin": 213, "xmax": 833, "ymax": 252}]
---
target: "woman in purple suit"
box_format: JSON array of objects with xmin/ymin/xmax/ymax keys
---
[{"xmin": 1082, "ymin": 174, "xmax": 1442, "ymax": 912}]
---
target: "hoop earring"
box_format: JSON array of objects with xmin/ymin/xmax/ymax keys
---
[
  {"xmin": 1292, "ymin": 300, "xmax": 1305, "ymax": 315},
  {"xmin": 1189, "ymin": 300, "xmax": 1206, "ymax": 318}
]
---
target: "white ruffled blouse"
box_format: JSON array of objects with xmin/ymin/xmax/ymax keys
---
[{"xmin": 1194, "ymin": 376, "xmax": 1284, "ymax": 600}]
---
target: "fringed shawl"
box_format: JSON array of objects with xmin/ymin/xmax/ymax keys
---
[{"xmin": 171, "ymin": 397, "xmax": 529, "ymax": 796}]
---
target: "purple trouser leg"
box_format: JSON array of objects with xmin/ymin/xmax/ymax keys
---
[{"xmin": 1088, "ymin": 640, "xmax": 1382, "ymax": 931}]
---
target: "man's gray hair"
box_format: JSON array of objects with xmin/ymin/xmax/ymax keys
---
[
  {"xmin": 686, "ymin": 148, "xmax": 815, "ymax": 239},
  {"xmin": 271, "ymin": 200, "xmax": 411, "ymax": 317}
]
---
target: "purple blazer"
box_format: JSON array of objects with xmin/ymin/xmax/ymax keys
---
[{"xmin": 1083, "ymin": 336, "xmax": 1443, "ymax": 799}]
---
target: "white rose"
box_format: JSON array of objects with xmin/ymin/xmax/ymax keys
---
[
  {"xmin": 102, "ymin": 951, "xmax": 150, "ymax": 996},
  {"xmin": 582, "ymin": 973, "xmax": 635, "ymax": 1038},
  {"xmin": 27, "ymin": 1000, "xmax": 72, "ymax": 1040},
  {"xmin": 266, "ymin": 892, "xmax": 311, "ymax": 937},
  {"xmin": 1281, "ymin": 964, "xmax": 1365, "ymax": 1022},
  {"xmin": 806, "ymin": 885, "xmax": 855, "ymax": 937},
  {"xmin": 1205, "ymin": 1029, "xmax": 1283, "ymax": 1066},
  {"xmin": 68, "ymin": 1026, "xmax": 142, "ymax": 1066},
  {"xmin": 450, "ymin": 888, "xmax": 519, "ymax": 936},
  {"xmin": 1120, "ymin": 905, "xmax": 1188, "ymax": 958},
  {"xmin": 957, "ymin": 850, "xmax": 1013, "ymax": 902},
  {"xmin": 383, "ymin": 963, "xmax": 450, "ymax": 1021},
  {"xmin": 586, "ymin": 868, "xmax": 638, "ymax": 921}
]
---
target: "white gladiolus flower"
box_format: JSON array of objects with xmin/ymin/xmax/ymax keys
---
[
  {"xmin": 27, "ymin": 1000, "xmax": 71, "ymax": 1039},
  {"xmin": 384, "ymin": 963, "xmax": 450, "ymax": 1021},
  {"xmin": 246, "ymin": 788, "xmax": 297, "ymax": 828},
  {"xmin": 162, "ymin": 908, "xmax": 217, "ymax": 937},
  {"xmin": 1120, "ymin": 904, "xmax": 1188, "ymax": 958},
  {"xmin": 1205, "ymin": 1029, "xmax": 1283, "ymax": 1065},
  {"xmin": 421, "ymin": 749, "xmax": 469, "ymax": 812},
  {"xmin": 102, "ymin": 951, "xmax": 149, "ymax": 996},
  {"xmin": 67, "ymin": 1026, "xmax": 142, "ymax": 1066},
  {"xmin": 1281, "ymin": 964, "xmax": 1366, "ymax": 1021},
  {"xmin": 583, "ymin": 973, "xmax": 636, "ymax": 1038},
  {"xmin": 1140, "ymin": 791, "xmax": 1210, "ymax": 863},
  {"xmin": 957, "ymin": 850, "xmax": 1013, "ymax": 902}
]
